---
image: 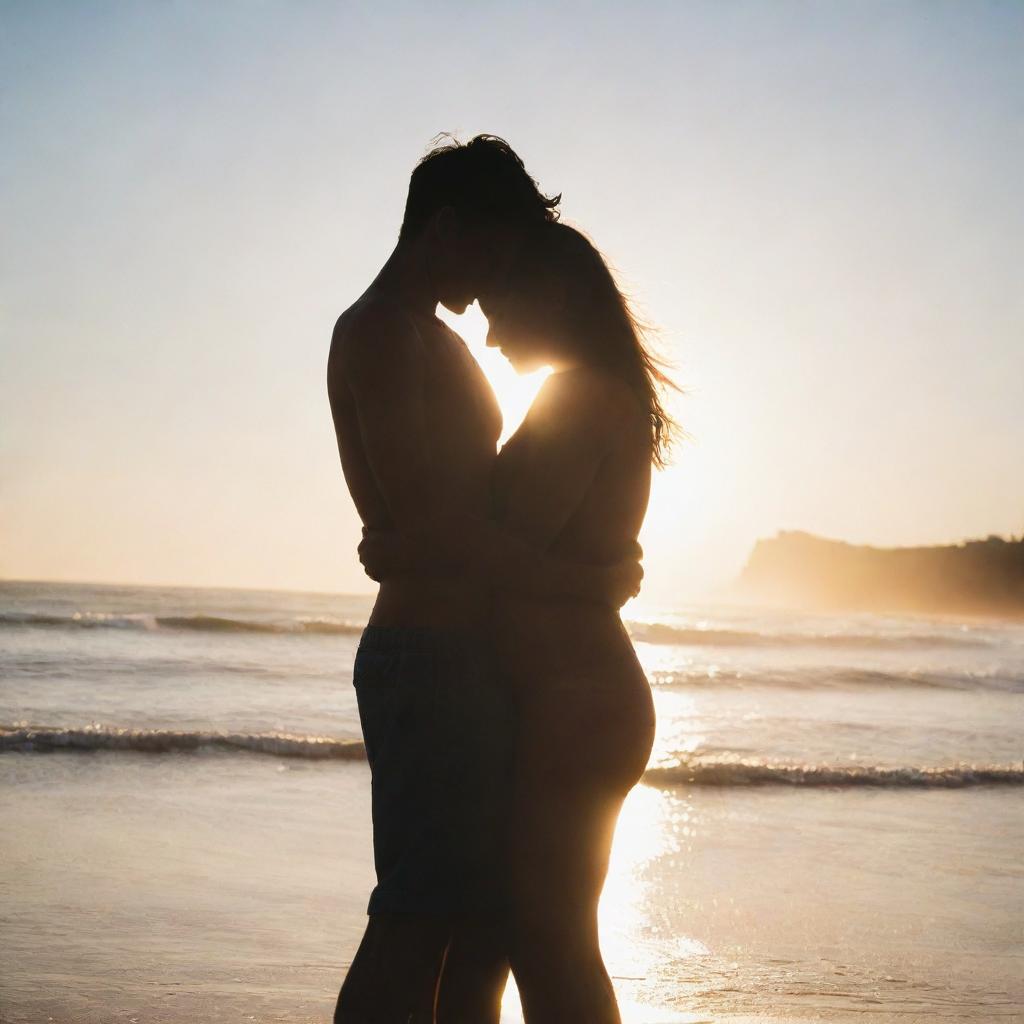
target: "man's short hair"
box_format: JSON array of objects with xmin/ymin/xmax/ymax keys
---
[{"xmin": 398, "ymin": 134, "xmax": 560, "ymax": 242}]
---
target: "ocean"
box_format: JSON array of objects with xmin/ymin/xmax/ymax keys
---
[{"xmin": 2, "ymin": 579, "xmax": 1022, "ymax": 1023}]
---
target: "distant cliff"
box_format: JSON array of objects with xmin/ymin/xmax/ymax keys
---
[{"xmin": 737, "ymin": 531, "xmax": 1024, "ymax": 617}]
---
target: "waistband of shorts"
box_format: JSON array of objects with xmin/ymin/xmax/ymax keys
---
[{"xmin": 357, "ymin": 625, "xmax": 491, "ymax": 657}]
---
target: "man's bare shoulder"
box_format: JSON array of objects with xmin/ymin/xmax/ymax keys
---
[{"xmin": 329, "ymin": 295, "xmax": 423, "ymax": 379}]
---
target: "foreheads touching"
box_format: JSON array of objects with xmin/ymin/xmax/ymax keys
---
[{"xmin": 398, "ymin": 134, "xmax": 560, "ymax": 313}]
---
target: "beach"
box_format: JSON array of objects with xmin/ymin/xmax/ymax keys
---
[{"xmin": 2, "ymin": 580, "xmax": 1022, "ymax": 1022}]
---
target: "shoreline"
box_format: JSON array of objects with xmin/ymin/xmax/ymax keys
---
[{"xmin": 3, "ymin": 752, "xmax": 1020, "ymax": 1024}]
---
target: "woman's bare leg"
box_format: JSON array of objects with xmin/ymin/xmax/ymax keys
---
[
  {"xmin": 507, "ymin": 783, "xmax": 626, "ymax": 1024},
  {"xmin": 506, "ymin": 680, "xmax": 654, "ymax": 1024}
]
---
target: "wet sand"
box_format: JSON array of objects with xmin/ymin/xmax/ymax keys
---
[{"xmin": 2, "ymin": 751, "xmax": 1021, "ymax": 1023}]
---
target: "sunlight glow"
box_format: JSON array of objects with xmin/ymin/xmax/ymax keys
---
[
  {"xmin": 439, "ymin": 302, "xmax": 551, "ymax": 444},
  {"xmin": 439, "ymin": 301, "xmax": 717, "ymax": 603}
]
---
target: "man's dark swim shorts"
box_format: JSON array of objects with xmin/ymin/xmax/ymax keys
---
[{"xmin": 352, "ymin": 625, "xmax": 513, "ymax": 916}]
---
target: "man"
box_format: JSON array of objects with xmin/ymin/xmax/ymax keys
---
[{"xmin": 328, "ymin": 135, "xmax": 637, "ymax": 1023}]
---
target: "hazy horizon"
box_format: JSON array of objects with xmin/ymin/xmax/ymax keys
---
[{"xmin": 3, "ymin": 1, "xmax": 1022, "ymax": 603}]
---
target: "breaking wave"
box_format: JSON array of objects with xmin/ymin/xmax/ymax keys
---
[
  {"xmin": 0, "ymin": 612, "xmax": 363, "ymax": 637},
  {"xmin": 0, "ymin": 725, "xmax": 366, "ymax": 759},
  {"xmin": 3, "ymin": 725, "xmax": 1020, "ymax": 788},
  {"xmin": 627, "ymin": 622, "xmax": 992, "ymax": 649},
  {"xmin": 644, "ymin": 759, "xmax": 1024, "ymax": 788},
  {"xmin": 649, "ymin": 665, "xmax": 1024, "ymax": 693},
  {"xmin": 2, "ymin": 611, "xmax": 998, "ymax": 651}
]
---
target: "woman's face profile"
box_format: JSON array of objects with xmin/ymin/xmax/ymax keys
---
[{"xmin": 480, "ymin": 290, "xmax": 551, "ymax": 374}]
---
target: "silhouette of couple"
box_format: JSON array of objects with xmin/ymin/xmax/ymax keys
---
[{"xmin": 328, "ymin": 135, "xmax": 676, "ymax": 1024}]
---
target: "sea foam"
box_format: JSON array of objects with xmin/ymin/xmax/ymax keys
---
[
  {"xmin": 0, "ymin": 611, "xmax": 364, "ymax": 636},
  {"xmin": 3, "ymin": 724, "xmax": 1020, "ymax": 788},
  {"xmin": 2, "ymin": 609, "xmax": 996, "ymax": 649}
]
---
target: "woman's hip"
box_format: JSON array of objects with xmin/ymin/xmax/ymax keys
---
[{"xmin": 512, "ymin": 658, "xmax": 655, "ymax": 791}]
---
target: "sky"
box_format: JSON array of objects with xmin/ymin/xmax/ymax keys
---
[{"xmin": 2, "ymin": 0, "xmax": 1022, "ymax": 603}]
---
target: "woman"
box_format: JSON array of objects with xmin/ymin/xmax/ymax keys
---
[{"xmin": 363, "ymin": 221, "xmax": 677, "ymax": 1023}]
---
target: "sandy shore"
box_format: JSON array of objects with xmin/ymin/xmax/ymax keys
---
[{"xmin": 2, "ymin": 751, "xmax": 1021, "ymax": 1023}]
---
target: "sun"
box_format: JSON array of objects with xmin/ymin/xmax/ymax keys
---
[{"xmin": 438, "ymin": 302, "xmax": 550, "ymax": 444}]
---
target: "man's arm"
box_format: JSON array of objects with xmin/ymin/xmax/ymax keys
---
[
  {"xmin": 359, "ymin": 516, "xmax": 642, "ymax": 603},
  {"xmin": 460, "ymin": 517, "xmax": 642, "ymax": 605},
  {"xmin": 341, "ymin": 306, "xmax": 441, "ymax": 529}
]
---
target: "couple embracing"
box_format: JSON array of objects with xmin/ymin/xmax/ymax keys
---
[{"xmin": 327, "ymin": 135, "xmax": 676, "ymax": 1024}]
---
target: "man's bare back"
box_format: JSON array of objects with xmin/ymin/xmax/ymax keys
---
[{"xmin": 328, "ymin": 289, "xmax": 502, "ymax": 629}]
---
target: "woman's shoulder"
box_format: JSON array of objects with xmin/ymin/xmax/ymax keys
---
[{"xmin": 537, "ymin": 367, "xmax": 645, "ymax": 430}]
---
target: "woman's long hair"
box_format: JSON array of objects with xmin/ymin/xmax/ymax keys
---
[{"xmin": 509, "ymin": 222, "xmax": 679, "ymax": 467}]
